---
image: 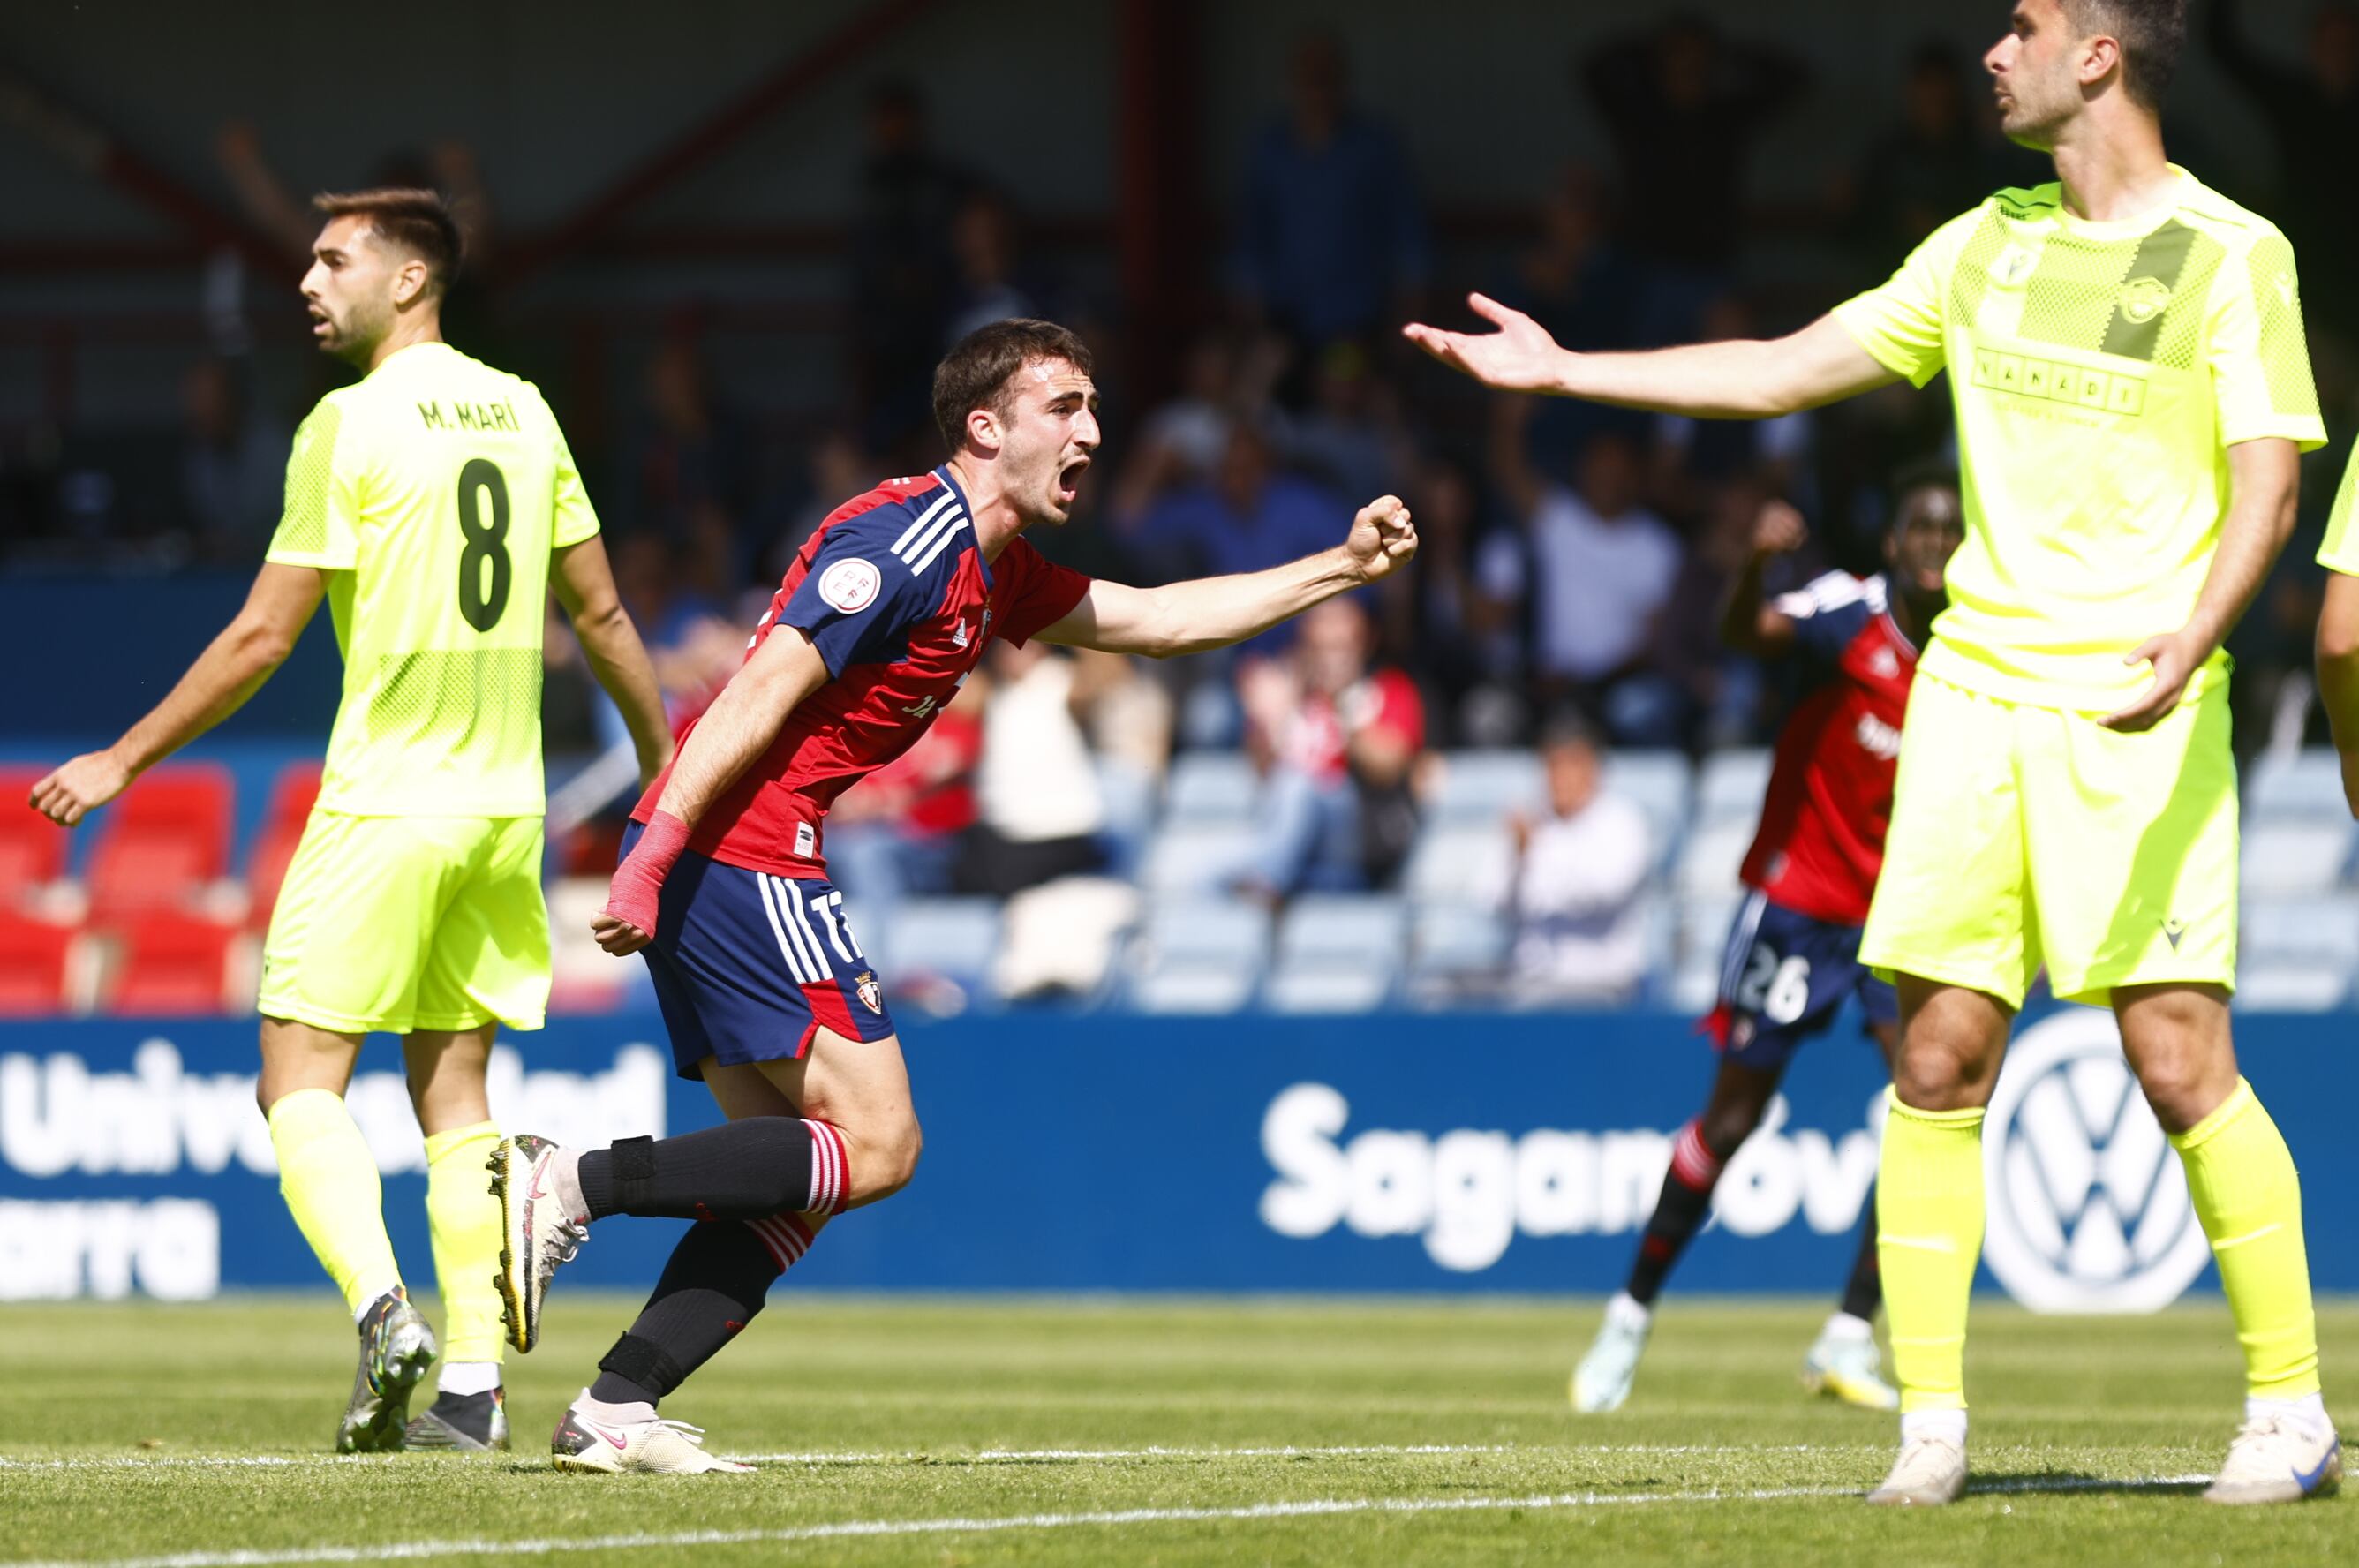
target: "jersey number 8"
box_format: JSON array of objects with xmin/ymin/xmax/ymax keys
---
[
  {"xmin": 456, "ymin": 457, "xmax": 512, "ymax": 632},
  {"xmin": 1736, "ymin": 946, "xmax": 1813, "ymax": 1027}
]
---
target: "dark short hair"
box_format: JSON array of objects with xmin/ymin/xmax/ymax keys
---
[
  {"xmin": 311, "ymin": 187, "xmax": 463, "ymax": 295},
  {"xmin": 931, "ymin": 319, "xmax": 1095, "ymax": 453},
  {"xmin": 2058, "ymin": 0, "xmax": 2187, "ymax": 110},
  {"xmin": 1891, "ymin": 457, "xmax": 1962, "ymax": 504},
  {"xmin": 1538, "ymin": 711, "xmax": 1604, "ymax": 757}
]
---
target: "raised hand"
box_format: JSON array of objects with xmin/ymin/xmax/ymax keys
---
[
  {"xmin": 1345, "ymin": 495, "xmax": 1419, "ymax": 583},
  {"xmin": 1752, "ymin": 498, "xmax": 1809, "ymax": 556},
  {"xmin": 1401, "ymin": 293, "xmax": 1569, "ymax": 392}
]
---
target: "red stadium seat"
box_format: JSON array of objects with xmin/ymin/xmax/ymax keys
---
[
  {"xmin": 244, "ymin": 762, "xmax": 324, "ymax": 930},
  {"xmin": 103, "ymin": 914, "xmax": 240, "ymax": 1016},
  {"xmin": 0, "ymin": 769, "xmax": 71, "ymax": 909},
  {"xmin": 84, "ymin": 764, "xmax": 234, "ymax": 924},
  {"xmin": 0, "ymin": 913, "xmax": 79, "ymax": 1015}
]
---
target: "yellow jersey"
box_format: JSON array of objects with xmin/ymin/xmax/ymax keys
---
[
  {"xmin": 265, "ymin": 341, "xmax": 600, "ymax": 816},
  {"xmin": 2317, "ymin": 441, "xmax": 2359, "ymax": 575},
  {"xmin": 1835, "ymin": 167, "xmax": 2325, "ymax": 709}
]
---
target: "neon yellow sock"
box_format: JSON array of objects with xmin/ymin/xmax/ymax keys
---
[
  {"xmin": 423, "ymin": 1120, "xmax": 507, "ymax": 1366},
  {"xmin": 268, "ymin": 1088, "xmax": 400, "ymax": 1315},
  {"xmin": 2172, "ymin": 1079, "xmax": 2319, "ymax": 1401},
  {"xmin": 1876, "ymin": 1090, "xmax": 1985, "ymax": 1414}
]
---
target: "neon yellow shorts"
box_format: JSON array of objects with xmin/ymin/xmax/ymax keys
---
[
  {"xmin": 259, "ymin": 810, "xmax": 550, "ymax": 1035},
  {"xmin": 1858, "ymin": 672, "xmax": 2237, "ymax": 1010}
]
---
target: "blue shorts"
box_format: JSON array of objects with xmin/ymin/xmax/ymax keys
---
[
  {"xmin": 1706, "ymin": 890, "xmax": 1896, "ymax": 1071},
  {"xmin": 623, "ymin": 823, "xmax": 897, "ymax": 1080}
]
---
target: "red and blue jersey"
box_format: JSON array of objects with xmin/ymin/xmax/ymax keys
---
[
  {"xmin": 632, "ymin": 466, "xmax": 1092, "ymax": 879},
  {"xmin": 1738, "ymin": 571, "xmax": 1917, "ymax": 927}
]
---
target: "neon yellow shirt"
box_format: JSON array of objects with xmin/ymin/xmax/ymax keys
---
[
  {"xmin": 1835, "ymin": 168, "xmax": 2325, "ymax": 709},
  {"xmin": 2318, "ymin": 442, "xmax": 2359, "ymax": 576},
  {"xmin": 265, "ymin": 341, "xmax": 600, "ymax": 816}
]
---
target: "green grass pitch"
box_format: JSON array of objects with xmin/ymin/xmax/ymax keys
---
[{"xmin": 2, "ymin": 1296, "xmax": 2353, "ymax": 1566}]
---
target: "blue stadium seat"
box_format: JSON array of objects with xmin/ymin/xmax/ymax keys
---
[
  {"xmin": 1266, "ymin": 966, "xmax": 1394, "ymax": 1013},
  {"xmin": 1093, "ymin": 754, "xmax": 1162, "ymax": 879},
  {"xmin": 1163, "ymin": 751, "xmax": 1259, "ymax": 825},
  {"xmin": 1675, "ymin": 819, "xmax": 1755, "ymax": 899},
  {"xmin": 1132, "ymin": 966, "xmax": 1261, "ymax": 1013},
  {"xmin": 1408, "ymin": 901, "xmax": 1511, "ymax": 981},
  {"xmin": 2243, "ymin": 894, "xmax": 2359, "ymax": 968},
  {"xmin": 2232, "ymin": 966, "xmax": 2348, "ymax": 1012},
  {"xmin": 2241, "ymin": 821, "xmax": 2355, "ymax": 896},
  {"xmin": 1123, "ymin": 895, "xmax": 1271, "ymax": 1014},
  {"xmin": 1431, "ymin": 750, "xmax": 1544, "ymax": 825},
  {"xmin": 1696, "ymin": 749, "xmax": 1774, "ymax": 823},
  {"xmin": 1403, "ymin": 823, "xmax": 1514, "ymax": 904},
  {"xmin": 2247, "ymin": 748, "xmax": 2348, "ymax": 820},
  {"xmin": 876, "ymin": 898, "xmax": 1001, "ymax": 992},
  {"xmin": 1266, "ymin": 894, "xmax": 1406, "ymax": 1012},
  {"xmin": 1141, "ymin": 822, "xmax": 1259, "ymax": 894}
]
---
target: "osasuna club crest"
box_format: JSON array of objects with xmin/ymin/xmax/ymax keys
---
[{"xmin": 854, "ymin": 969, "xmax": 883, "ymax": 1014}]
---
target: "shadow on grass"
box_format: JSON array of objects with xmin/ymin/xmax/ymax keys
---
[{"xmin": 1968, "ymin": 1471, "xmax": 2209, "ymax": 1500}]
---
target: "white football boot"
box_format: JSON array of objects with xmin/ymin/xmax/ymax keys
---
[
  {"xmin": 1801, "ymin": 1314, "xmax": 1901, "ymax": 1411},
  {"xmin": 1571, "ymin": 1293, "xmax": 1652, "ymax": 1413},
  {"xmin": 488, "ymin": 1133, "xmax": 586, "ymax": 1353},
  {"xmin": 551, "ymin": 1398, "xmax": 754, "ymax": 1475},
  {"xmin": 2203, "ymin": 1409, "xmax": 2341, "ymax": 1504},
  {"xmin": 1865, "ymin": 1431, "xmax": 1968, "ymax": 1506}
]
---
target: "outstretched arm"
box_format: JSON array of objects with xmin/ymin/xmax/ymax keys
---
[
  {"xmin": 29, "ymin": 563, "xmax": 325, "ymax": 826},
  {"xmin": 593, "ymin": 625, "xmax": 832, "ymax": 955},
  {"xmin": 1036, "ymin": 496, "xmax": 1418, "ymax": 658},
  {"xmin": 2103, "ymin": 437, "xmax": 2301, "ymax": 732},
  {"xmin": 1402, "ymin": 293, "xmax": 1895, "ymax": 418},
  {"xmin": 550, "ymin": 536, "xmax": 674, "ymax": 788}
]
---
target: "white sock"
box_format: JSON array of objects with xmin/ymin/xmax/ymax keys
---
[
  {"xmin": 350, "ymin": 1279, "xmax": 402, "ymax": 1327},
  {"xmin": 1901, "ymin": 1409, "xmax": 1968, "ymax": 1447},
  {"xmin": 552, "ymin": 1148, "xmax": 589, "ymax": 1225},
  {"xmin": 2248, "ymin": 1392, "xmax": 2332, "ymax": 1435},
  {"xmin": 1605, "ymin": 1291, "xmax": 1652, "ymax": 1332},
  {"xmin": 1821, "ymin": 1311, "xmax": 1874, "ymax": 1344},
  {"xmin": 438, "ymin": 1361, "xmax": 501, "ymax": 1397},
  {"xmin": 573, "ymin": 1388, "xmax": 656, "ymax": 1425}
]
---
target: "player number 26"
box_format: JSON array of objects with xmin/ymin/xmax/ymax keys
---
[{"xmin": 1736, "ymin": 948, "xmax": 1812, "ymax": 1026}]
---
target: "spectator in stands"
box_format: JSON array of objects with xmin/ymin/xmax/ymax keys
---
[
  {"xmin": 1579, "ymin": 16, "xmax": 1806, "ymax": 343},
  {"xmin": 962, "ymin": 641, "xmax": 1109, "ymax": 897},
  {"xmin": 1835, "ymin": 42, "xmax": 2034, "ymax": 269},
  {"xmin": 622, "ymin": 336, "xmax": 753, "ymax": 596},
  {"xmin": 1119, "ymin": 421, "xmax": 1353, "ymax": 592},
  {"xmin": 1230, "ymin": 596, "xmax": 1427, "ymax": 900},
  {"xmin": 849, "ymin": 79, "xmax": 971, "ymax": 460},
  {"xmin": 1232, "ymin": 30, "xmax": 1429, "ymax": 361},
  {"xmin": 177, "ymin": 358, "xmax": 288, "ymax": 561},
  {"xmin": 1376, "ymin": 454, "xmax": 1524, "ymax": 746},
  {"xmin": 2207, "ymin": 0, "xmax": 2359, "ymax": 350},
  {"xmin": 1493, "ymin": 716, "xmax": 1654, "ymax": 1006},
  {"xmin": 1651, "ymin": 295, "xmax": 1814, "ymax": 522},
  {"xmin": 1285, "ymin": 340, "xmax": 1412, "ymax": 505},
  {"xmin": 764, "ymin": 427, "xmax": 874, "ymax": 582},
  {"xmin": 944, "ymin": 187, "xmax": 1059, "ymax": 346},
  {"xmin": 1489, "ymin": 165, "xmax": 1645, "ymax": 478},
  {"xmin": 1481, "ymin": 402, "xmax": 1684, "ymax": 744}
]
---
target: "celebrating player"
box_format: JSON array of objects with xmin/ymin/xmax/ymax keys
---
[
  {"xmin": 1410, "ymin": 0, "xmax": 2336, "ymax": 1508},
  {"xmin": 28, "ymin": 190, "xmax": 672, "ymax": 1454},
  {"xmin": 1573, "ymin": 476, "xmax": 1963, "ymax": 1417},
  {"xmin": 488, "ymin": 317, "xmax": 1417, "ymax": 1474}
]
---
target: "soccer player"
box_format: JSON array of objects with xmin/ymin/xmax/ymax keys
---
[
  {"xmin": 1572, "ymin": 476, "xmax": 1963, "ymax": 1417},
  {"xmin": 2319, "ymin": 450, "xmax": 2359, "ymax": 813},
  {"xmin": 1408, "ymin": 0, "xmax": 2339, "ymax": 1507},
  {"xmin": 488, "ymin": 317, "xmax": 1418, "ymax": 1474},
  {"xmin": 28, "ymin": 190, "xmax": 672, "ymax": 1453}
]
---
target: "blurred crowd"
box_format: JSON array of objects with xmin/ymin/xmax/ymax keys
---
[{"xmin": 12, "ymin": 9, "xmax": 2359, "ymax": 998}]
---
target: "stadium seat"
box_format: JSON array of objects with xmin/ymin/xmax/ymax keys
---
[
  {"xmin": 84, "ymin": 764, "xmax": 235, "ymax": 923},
  {"xmin": 1162, "ymin": 751, "xmax": 1258, "ymax": 826},
  {"xmin": 244, "ymin": 761, "xmax": 325, "ymax": 930},
  {"xmin": 1675, "ymin": 819, "xmax": 1756, "ymax": 899},
  {"xmin": 1677, "ymin": 892, "xmax": 1744, "ymax": 973},
  {"xmin": 1140, "ymin": 822, "xmax": 1258, "ymax": 894},
  {"xmin": 1666, "ymin": 955, "xmax": 1724, "ymax": 1017},
  {"xmin": 1123, "ymin": 893, "xmax": 1272, "ymax": 1014},
  {"xmin": 1130, "ymin": 963, "xmax": 1260, "ymax": 1014},
  {"xmin": 1266, "ymin": 895, "xmax": 1406, "ymax": 1013},
  {"xmin": 1408, "ymin": 902, "xmax": 1511, "ymax": 982},
  {"xmin": 871, "ymin": 898, "xmax": 1000, "ymax": 992},
  {"xmin": 2241, "ymin": 821, "xmax": 2355, "ymax": 896},
  {"xmin": 2242, "ymin": 895, "xmax": 2359, "ymax": 969},
  {"xmin": 102, "ymin": 914, "xmax": 241, "ymax": 1015},
  {"xmin": 2247, "ymin": 748, "xmax": 2348, "ymax": 820},
  {"xmin": 1604, "ymin": 750, "xmax": 1693, "ymax": 865},
  {"xmin": 2232, "ymin": 965, "xmax": 2348, "ymax": 1013},
  {"xmin": 1430, "ymin": 750, "xmax": 1543, "ymax": 825},
  {"xmin": 1266, "ymin": 965, "xmax": 1393, "ymax": 1013},
  {"xmin": 1092, "ymin": 754, "xmax": 1160, "ymax": 879},
  {"xmin": 0, "ymin": 768, "xmax": 70, "ymax": 909},
  {"xmin": 0, "ymin": 914, "xmax": 80, "ymax": 1016},
  {"xmin": 1403, "ymin": 823, "xmax": 1514, "ymax": 904},
  {"xmin": 1695, "ymin": 749, "xmax": 1774, "ymax": 823}
]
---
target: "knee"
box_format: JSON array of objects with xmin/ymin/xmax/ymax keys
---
[
  {"xmin": 1890, "ymin": 1039, "xmax": 1992, "ymax": 1112},
  {"xmin": 854, "ymin": 1114, "xmax": 923, "ymax": 1203},
  {"xmin": 2133, "ymin": 1055, "xmax": 2221, "ymax": 1136}
]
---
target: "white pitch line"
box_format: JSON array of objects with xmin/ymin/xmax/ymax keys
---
[{"xmin": 0, "ymin": 1474, "xmax": 2215, "ymax": 1568}]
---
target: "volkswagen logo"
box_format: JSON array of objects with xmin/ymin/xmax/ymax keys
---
[{"xmin": 1981, "ymin": 1010, "xmax": 2212, "ymax": 1314}]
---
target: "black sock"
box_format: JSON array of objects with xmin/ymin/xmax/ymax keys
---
[
  {"xmin": 1624, "ymin": 1121, "xmax": 1725, "ymax": 1307},
  {"xmin": 1838, "ymin": 1185, "xmax": 1881, "ymax": 1323},
  {"xmin": 577, "ymin": 1119, "xmax": 818, "ymax": 1221},
  {"xmin": 589, "ymin": 1220, "xmax": 785, "ymax": 1406}
]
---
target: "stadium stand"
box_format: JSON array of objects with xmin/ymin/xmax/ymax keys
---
[
  {"xmin": 0, "ymin": 769, "xmax": 69, "ymax": 910},
  {"xmin": 84, "ymin": 764, "xmax": 235, "ymax": 923},
  {"xmin": 241, "ymin": 761, "xmax": 323, "ymax": 931},
  {"xmin": 102, "ymin": 912, "xmax": 242, "ymax": 1016},
  {"xmin": 0, "ymin": 913, "xmax": 80, "ymax": 1015}
]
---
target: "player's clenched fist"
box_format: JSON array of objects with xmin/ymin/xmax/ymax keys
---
[
  {"xmin": 1346, "ymin": 495, "xmax": 1418, "ymax": 582},
  {"xmin": 595, "ymin": 808, "xmax": 690, "ymax": 956},
  {"xmin": 1752, "ymin": 498, "xmax": 1808, "ymax": 556},
  {"xmin": 27, "ymin": 750, "xmax": 131, "ymax": 828}
]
